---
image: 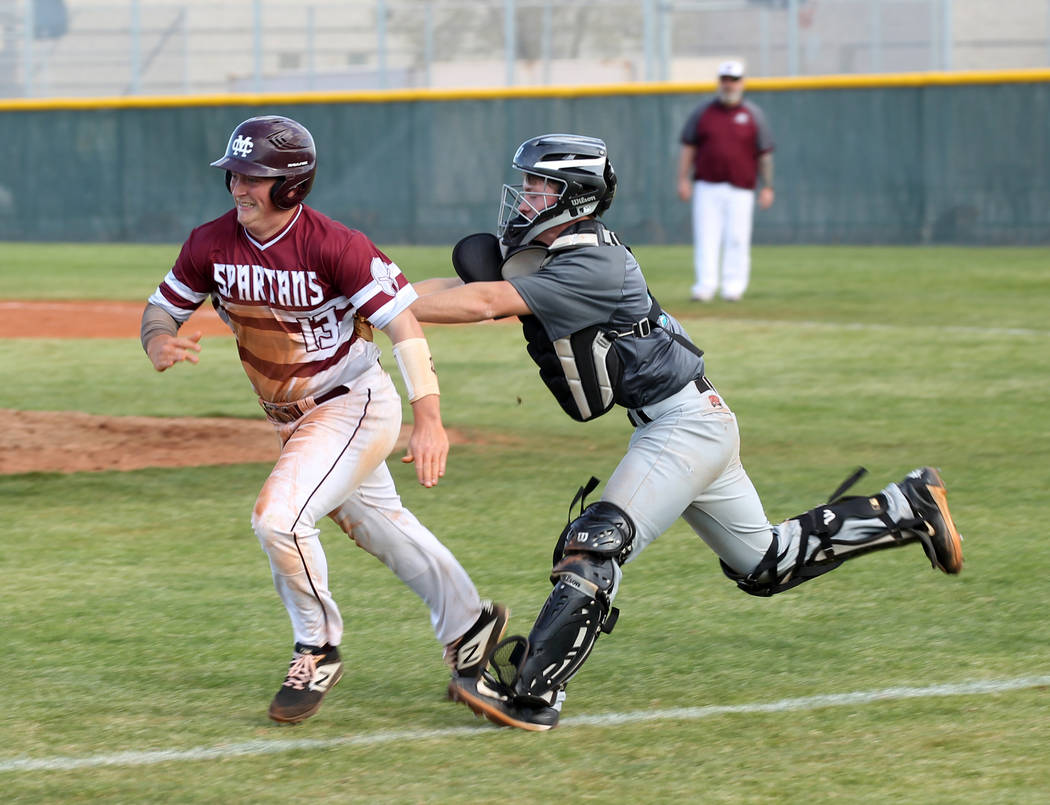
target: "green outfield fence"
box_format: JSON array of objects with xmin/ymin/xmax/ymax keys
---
[{"xmin": 2, "ymin": 70, "xmax": 1048, "ymax": 245}]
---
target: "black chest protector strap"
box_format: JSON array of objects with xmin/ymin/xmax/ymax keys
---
[{"xmin": 606, "ymin": 294, "xmax": 704, "ymax": 360}]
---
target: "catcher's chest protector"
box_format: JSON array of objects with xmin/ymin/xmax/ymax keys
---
[
  {"xmin": 517, "ymin": 219, "xmax": 697, "ymax": 421},
  {"xmin": 521, "ymin": 315, "xmax": 622, "ymax": 422}
]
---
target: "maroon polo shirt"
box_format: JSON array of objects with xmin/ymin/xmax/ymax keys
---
[{"xmin": 680, "ymin": 98, "xmax": 775, "ymax": 190}]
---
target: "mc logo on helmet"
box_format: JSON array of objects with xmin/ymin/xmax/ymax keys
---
[
  {"xmin": 212, "ymin": 116, "xmax": 317, "ymax": 209},
  {"xmin": 231, "ymin": 135, "xmax": 254, "ymax": 158}
]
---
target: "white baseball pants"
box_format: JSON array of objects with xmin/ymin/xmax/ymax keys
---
[
  {"xmin": 691, "ymin": 180, "xmax": 756, "ymax": 301},
  {"xmin": 605, "ymin": 378, "xmax": 918, "ymax": 578},
  {"xmin": 605, "ymin": 379, "xmax": 774, "ymax": 573},
  {"xmin": 251, "ymin": 362, "xmax": 481, "ymax": 650}
]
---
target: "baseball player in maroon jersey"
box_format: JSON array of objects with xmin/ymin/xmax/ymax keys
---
[
  {"xmin": 140, "ymin": 115, "xmax": 507, "ymax": 724},
  {"xmin": 677, "ymin": 60, "xmax": 775, "ymax": 302}
]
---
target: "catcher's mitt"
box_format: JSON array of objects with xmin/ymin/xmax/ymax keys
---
[{"xmin": 451, "ymin": 233, "xmax": 502, "ymax": 283}]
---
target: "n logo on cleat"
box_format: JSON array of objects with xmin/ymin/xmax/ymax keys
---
[
  {"xmin": 458, "ymin": 622, "xmax": 496, "ymax": 667},
  {"xmin": 310, "ymin": 670, "xmax": 333, "ymax": 691},
  {"xmin": 822, "ymin": 509, "xmax": 836, "ymax": 526}
]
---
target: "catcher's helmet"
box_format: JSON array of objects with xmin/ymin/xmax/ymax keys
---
[
  {"xmin": 498, "ymin": 133, "xmax": 617, "ymax": 248},
  {"xmin": 210, "ymin": 115, "xmax": 316, "ymax": 209}
]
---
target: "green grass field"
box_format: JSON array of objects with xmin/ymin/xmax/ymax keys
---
[{"xmin": 2, "ymin": 243, "xmax": 1049, "ymax": 803}]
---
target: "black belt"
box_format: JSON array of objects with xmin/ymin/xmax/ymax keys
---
[
  {"xmin": 627, "ymin": 376, "xmax": 712, "ymax": 428},
  {"xmin": 314, "ymin": 385, "xmax": 351, "ymax": 405},
  {"xmin": 260, "ymin": 385, "xmax": 350, "ymax": 424}
]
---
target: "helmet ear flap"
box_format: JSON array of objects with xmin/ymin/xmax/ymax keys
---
[
  {"xmin": 595, "ymin": 161, "xmax": 617, "ymax": 217},
  {"xmin": 270, "ymin": 174, "xmax": 315, "ymax": 209},
  {"xmin": 269, "ymin": 176, "xmax": 289, "ymax": 208}
]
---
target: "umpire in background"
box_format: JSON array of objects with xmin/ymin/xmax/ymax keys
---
[{"xmin": 677, "ymin": 59, "xmax": 775, "ymax": 302}]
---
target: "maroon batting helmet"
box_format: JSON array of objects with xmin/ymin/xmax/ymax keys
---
[{"xmin": 211, "ymin": 115, "xmax": 317, "ymax": 209}]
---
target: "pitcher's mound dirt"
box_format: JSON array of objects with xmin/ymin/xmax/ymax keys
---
[
  {"xmin": 2, "ymin": 300, "xmax": 509, "ymax": 475},
  {"xmin": 2, "ymin": 408, "xmax": 281, "ymax": 474},
  {"xmin": 1, "ymin": 409, "xmax": 483, "ymax": 475}
]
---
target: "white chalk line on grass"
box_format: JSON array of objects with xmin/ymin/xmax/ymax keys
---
[{"xmin": 3, "ymin": 675, "xmax": 1048, "ymax": 774}]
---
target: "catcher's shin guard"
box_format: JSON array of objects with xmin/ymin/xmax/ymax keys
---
[
  {"xmin": 723, "ymin": 467, "xmax": 920, "ymax": 597},
  {"xmin": 514, "ymin": 496, "xmax": 635, "ymax": 706}
]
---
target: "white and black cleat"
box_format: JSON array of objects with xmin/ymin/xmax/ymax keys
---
[
  {"xmin": 444, "ymin": 600, "xmax": 509, "ymax": 678},
  {"xmin": 448, "ymin": 671, "xmax": 560, "ymax": 732},
  {"xmin": 268, "ymin": 643, "xmax": 344, "ymax": 724}
]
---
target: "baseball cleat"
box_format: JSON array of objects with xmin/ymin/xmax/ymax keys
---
[
  {"xmin": 443, "ymin": 600, "xmax": 509, "ymax": 679},
  {"xmin": 898, "ymin": 467, "xmax": 963, "ymax": 574},
  {"xmin": 448, "ymin": 672, "xmax": 560, "ymax": 732},
  {"xmin": 268, "ymin": 643, "xmax": 344, "ymax": 724}
]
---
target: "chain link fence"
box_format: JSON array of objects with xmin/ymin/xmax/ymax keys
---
[{"xmin": 3, "ymin": 0, "xmax": 1050, "ymax": 99}]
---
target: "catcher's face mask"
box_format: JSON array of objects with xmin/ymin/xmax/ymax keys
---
[
  {"xmin": 500, "ymin": 172, "xmax": 562, "ymax": 221},
  {"xmin": 498, "ymin": 172, "xmax": 567, "ymax": 246}
]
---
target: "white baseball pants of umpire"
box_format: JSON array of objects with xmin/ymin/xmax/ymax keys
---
[
  {"xmin": 691, "ymin": 180, "xmax": 756, "ymax": 302},
  {"xmin": 251, "ymin": 361, "xmax": 482, "ymax": 651}
]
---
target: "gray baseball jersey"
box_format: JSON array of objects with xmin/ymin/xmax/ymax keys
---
[{"xmin": 509, "ymin": 224, "xmax": 704, "ymax": 410}]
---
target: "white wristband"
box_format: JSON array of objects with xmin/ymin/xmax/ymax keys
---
[{"xmin": 392, "ymin": 337, "xmax": 440, "ymax": 402}]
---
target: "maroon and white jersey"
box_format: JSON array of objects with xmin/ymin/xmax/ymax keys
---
[
  {"xmin": 148, "ymin": 204, "xmax": 416, "ymax": 403},
  {"xmin": 680, "ymin": 98, "xmax": 774, "ymax": 190}
]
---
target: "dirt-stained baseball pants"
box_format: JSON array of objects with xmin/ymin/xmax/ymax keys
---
[{"xmin": 251, "ymin": 361, "xmax": 481, "ymax": 650}]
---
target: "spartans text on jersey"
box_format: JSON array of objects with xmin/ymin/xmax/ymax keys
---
[{"xmin": 212, "ymin": 263, "xmax": 324, "ymax": 308}]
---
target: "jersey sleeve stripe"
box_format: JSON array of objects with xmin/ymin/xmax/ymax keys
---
[
  {"xmin": 348, "ymin": 282, "xmax": 384, "ymax": 310},
  {"xmin": 347, "ymin": 263, "xmax": 408, "ymax": 308},
  {"xmin": 147, "ymin": 286, "xmax": 199, "ymax": 321},
  {"xmin": 363, "ymin": 284, "xmax": 418, "ymax": 330},
  {"xmin": 146, "ymin": 271, "xmax": 209, "ymax": 321},
  {"xmin": 163, "ymin": 272, "xmax": 209, "ymax": 305}
]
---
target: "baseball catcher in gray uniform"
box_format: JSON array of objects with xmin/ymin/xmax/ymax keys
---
[{"xmin": 410, "ymin": 133, "xmax": 963, "ymax": 731}]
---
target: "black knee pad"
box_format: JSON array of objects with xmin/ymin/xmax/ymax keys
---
[{"xmin": 552, "ymin": 499, "xmax": 635, "ymax": 568}]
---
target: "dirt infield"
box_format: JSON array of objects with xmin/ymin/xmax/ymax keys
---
[
  {"xmin": 2, "ymin": 408, "xmax": 281, "ymax": 474},
  {"xmin": 0, "ymin": 300, "xmax": 232, "ymax": 339},
  {"xmin": 1, "ymin": 300, "xmax": 456, "ymax": 475}
]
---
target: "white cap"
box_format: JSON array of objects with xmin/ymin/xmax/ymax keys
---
[{"xmin": 717, "ymin": 60, "xmax": 745, "ymax": 79}]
